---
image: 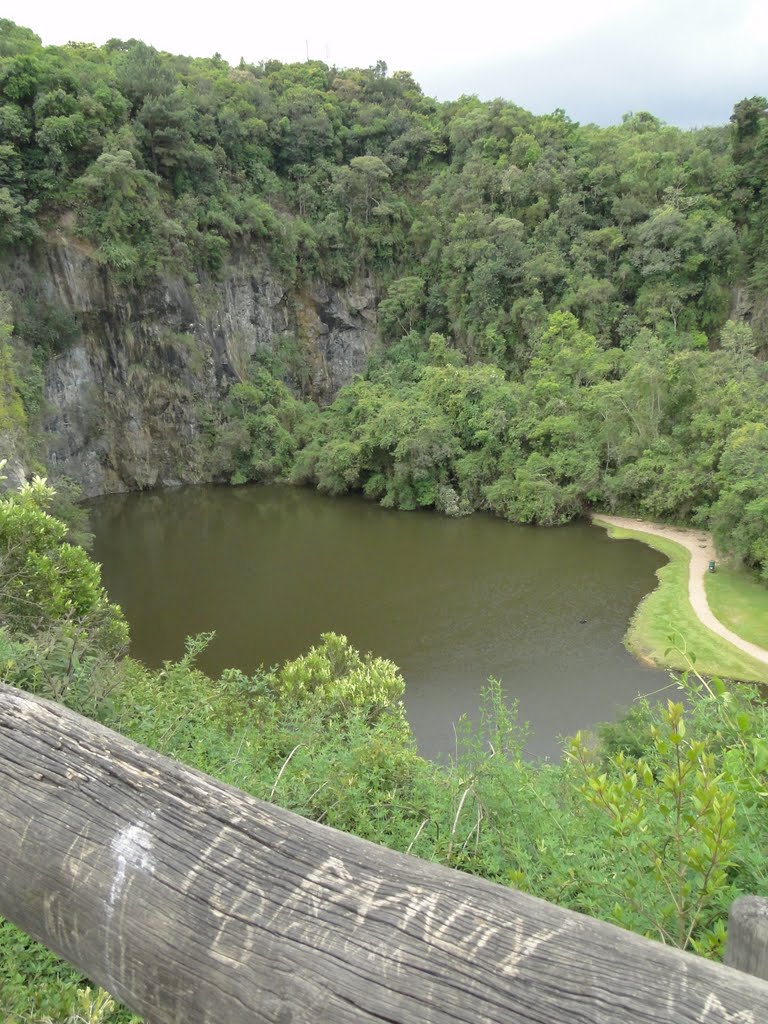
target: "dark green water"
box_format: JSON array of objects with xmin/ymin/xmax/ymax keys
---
[{"xmin": 89, "ymin": 485, "xmax": 668, "ymax": 759}]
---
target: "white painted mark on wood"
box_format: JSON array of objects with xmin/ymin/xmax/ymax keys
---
[
  {"xmin": 108, "ymin": 824, "xmax": 155, "ymax": 909},
  {"xmin": 42, "ymin": 892, "xmax": 70, "ymax": 949},
  {"xmin": 64, "ymin": 822, "xmax": 97, "ymax": 885},
  {"xmin": 103, "ymin": 824, "xmax": 156, "ymax": 994},
  {"xmin": 497, "ymin": 918, "xmax": 571, "ymax": 976},
  {"xmin": 665, "ymin": 958, "xmax": 687, "ymax": 1016},
  {"xmin": 179, "ymin": 824, "xmax": 248, "ymax": 897},
  {"xmin": 274, "ymin": 855, "xmax": 573, "ymax": 977},
  {"xmin": 209, "ymin": 880, "xmax": 266, "ymax": 962},
  {"xmin": 273, "ymin": 855, "xmax": 353, "ymax": 925},
  {"xmin": 700, "ymin": 993, "xmax": 756, "ymax": 1023}
]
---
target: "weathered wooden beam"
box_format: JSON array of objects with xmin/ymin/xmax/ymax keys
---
[
  {"xmin": 1, "ymin": 682, "xmax": 768, "ymax": 1024},
  {"xmin": 726, "ymin": 895, "xmax": 768, "ymax": 982}
]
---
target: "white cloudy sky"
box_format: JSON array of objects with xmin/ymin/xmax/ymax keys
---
[{"xmin": 4, "ymin": 0, "xmax": 767, "ymax": 127}]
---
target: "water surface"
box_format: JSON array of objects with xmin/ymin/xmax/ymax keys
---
[{"xmin": 89, "ymin": 485, "xmax": 668, "ymax": 759}]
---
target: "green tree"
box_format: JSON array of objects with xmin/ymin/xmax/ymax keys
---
[
  {"xmin": 74, "ymin": 149, "xmax": 170, "ymax": 277},
  {"xmin": 213, "ymin": 364, "xmax": 318, "ymax": 485},
  {"xmin": 0, "ymin": 473, "xmax": 127, "ymax": 651},
  {"xmin": 0, "ymin": 295, "xmax": 25, "ymax": 437},
  {"xmin": 334, "ymin": 155, "xmax": 392, "ymax": 225},
  {"xmin": 569, "ymin": 699, "xmax": 736, "ymax": 953},
  {"xmin": 711, "ymin": 422, "xmax": 768, "ymax": 578},
  {"xmin": 378, "ymin": 276, "xmax": 425, "ymax": 340}
]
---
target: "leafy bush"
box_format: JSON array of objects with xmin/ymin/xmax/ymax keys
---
[{"xmin": 0, "ymin": 474, "xmax": 127, "ymax": 654}]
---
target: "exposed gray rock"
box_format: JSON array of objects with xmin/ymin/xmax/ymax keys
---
[
  {"xmin": 730, "ymin": 284, "xmax": 768, "ymax": 351},
  {"xmin": 4, "ymin": 241, "xmax": 378, "ymax": 496}
]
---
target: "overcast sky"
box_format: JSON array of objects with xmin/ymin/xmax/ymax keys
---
[{"xmin": 4, "ymin": 0, "xmax": 766, "ymax": 127}]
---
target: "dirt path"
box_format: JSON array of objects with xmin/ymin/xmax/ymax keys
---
[{"xmin": 593, "ymin": 515, "xmax": 768, "ymax": 668}]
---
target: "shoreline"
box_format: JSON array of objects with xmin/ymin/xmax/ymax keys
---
[{"xmin": 592, "ymin": 514, "xmax": 768, "ymax": 676}]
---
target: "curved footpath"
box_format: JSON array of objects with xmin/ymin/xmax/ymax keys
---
[{"xmin": 593, "ymin": 515, "xmax": 768, "ymax": 669}]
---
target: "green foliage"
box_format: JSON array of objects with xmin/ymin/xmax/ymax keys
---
[
  {"xmin": 570, "ymin": 699, "xmax": 737, "ymax": 952},
  {"xmin": 711, "ymin": 422, "xmax": 768, "ymax": 579},
  {"xmin": 3, "ymin": 28, "xmax": 768, "ymax": 1011},
  {"xmin": 287, "ymin": 300, "xmax": 768, "ymax": 552},
  {"xmin": 2, "ymin": 497, "xmax": 768, "ymax": 1014},
  {"xmin": 377, "ymin": 276, "xmax": 425, "ymax": 341},
  {"xmin": 12, "ymin": 294, "xmax": 80, "ymax": 356},
  {"xmin": 0, "ymin": 297, "xmax": 26, "ymax": 438},
  {"xmin": 0, "ymin": 17, "xmax": 765, "ymax": 563},
  {"xmin": 0, "ymin": 16, "xmax": 748, "ymax": 323},
  {"xmin": 211, "ymin": 362, "xmax": 318, "ymax": 485},
  {"xmin": 74, "ymin": 149, "xmax": 171, "ymax": 280},
  {"xmin": 0, "ymin": 474, "xmax": 127, "ymax": 655},
  {"xmin": 0, "ymin": 917, "xmax": 137, "ymax": 1023},
  {"xmin": 274, "ymin": 631, "xmax": 405, "ymax": 721}
]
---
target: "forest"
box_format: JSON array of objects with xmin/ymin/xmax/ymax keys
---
[
  {"xmin": 0, "ymin": 17, "xmax": 767, "ymax": 1022},
  {"xmin": 0, "ymin": 18, "xmax": 766, "ymax": 574}
]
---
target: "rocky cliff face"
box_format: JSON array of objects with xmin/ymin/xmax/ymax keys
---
[{"xmin": 6, "ymin": 240, "xmax": 378, "ymax": 496}]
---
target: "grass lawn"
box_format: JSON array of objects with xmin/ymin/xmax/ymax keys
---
[
  {"xmin": 593, "ymin": 519, "xmax": 768, "ymax": 684},
  {"xmin": 706, "ymin": 563, "xmax": 768, "ymax": 650}
]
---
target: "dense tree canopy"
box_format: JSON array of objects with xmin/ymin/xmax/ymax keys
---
[
  {"xmin": 1, "ymin": 25, "xmax": 768, "ymax": 1017},
  {"xmin": 0, "ymin": 19, "xmax": 767, "ymax": 574}
]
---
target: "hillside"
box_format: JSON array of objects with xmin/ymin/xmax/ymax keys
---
[
  {"xmin": 2, "ymin": 21, "xmax": 768, "ymax": 1019},
  {"xmin": 0, "ymin": 19, "xmax": 766, "ymax": 575}
]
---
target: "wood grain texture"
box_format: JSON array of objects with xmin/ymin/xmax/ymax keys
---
[
  {"xmin": 1, "ymin": 682, "xmax": 768, "ymax": 1024},
  {"xmin": 726, "ymin": 896, "xmax": 768, "ymax": 982}
]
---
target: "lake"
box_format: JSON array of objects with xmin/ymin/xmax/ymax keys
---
[{"xmin": 89, "ymin": 485, "xmax": 669, "ymax": 759}]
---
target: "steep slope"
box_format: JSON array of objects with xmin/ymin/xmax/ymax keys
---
[{"xmin": 5, "ymin": 238, "xmax": 377, "ymax": 494}]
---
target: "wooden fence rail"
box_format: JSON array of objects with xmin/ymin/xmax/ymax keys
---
[
  {"xmin": 727, "ymin": 896, "xmax": 768, "ymax": 982},
  {"xmin": 1, "ymin": 682, "xmax": 768, "ymax": 1023}
]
